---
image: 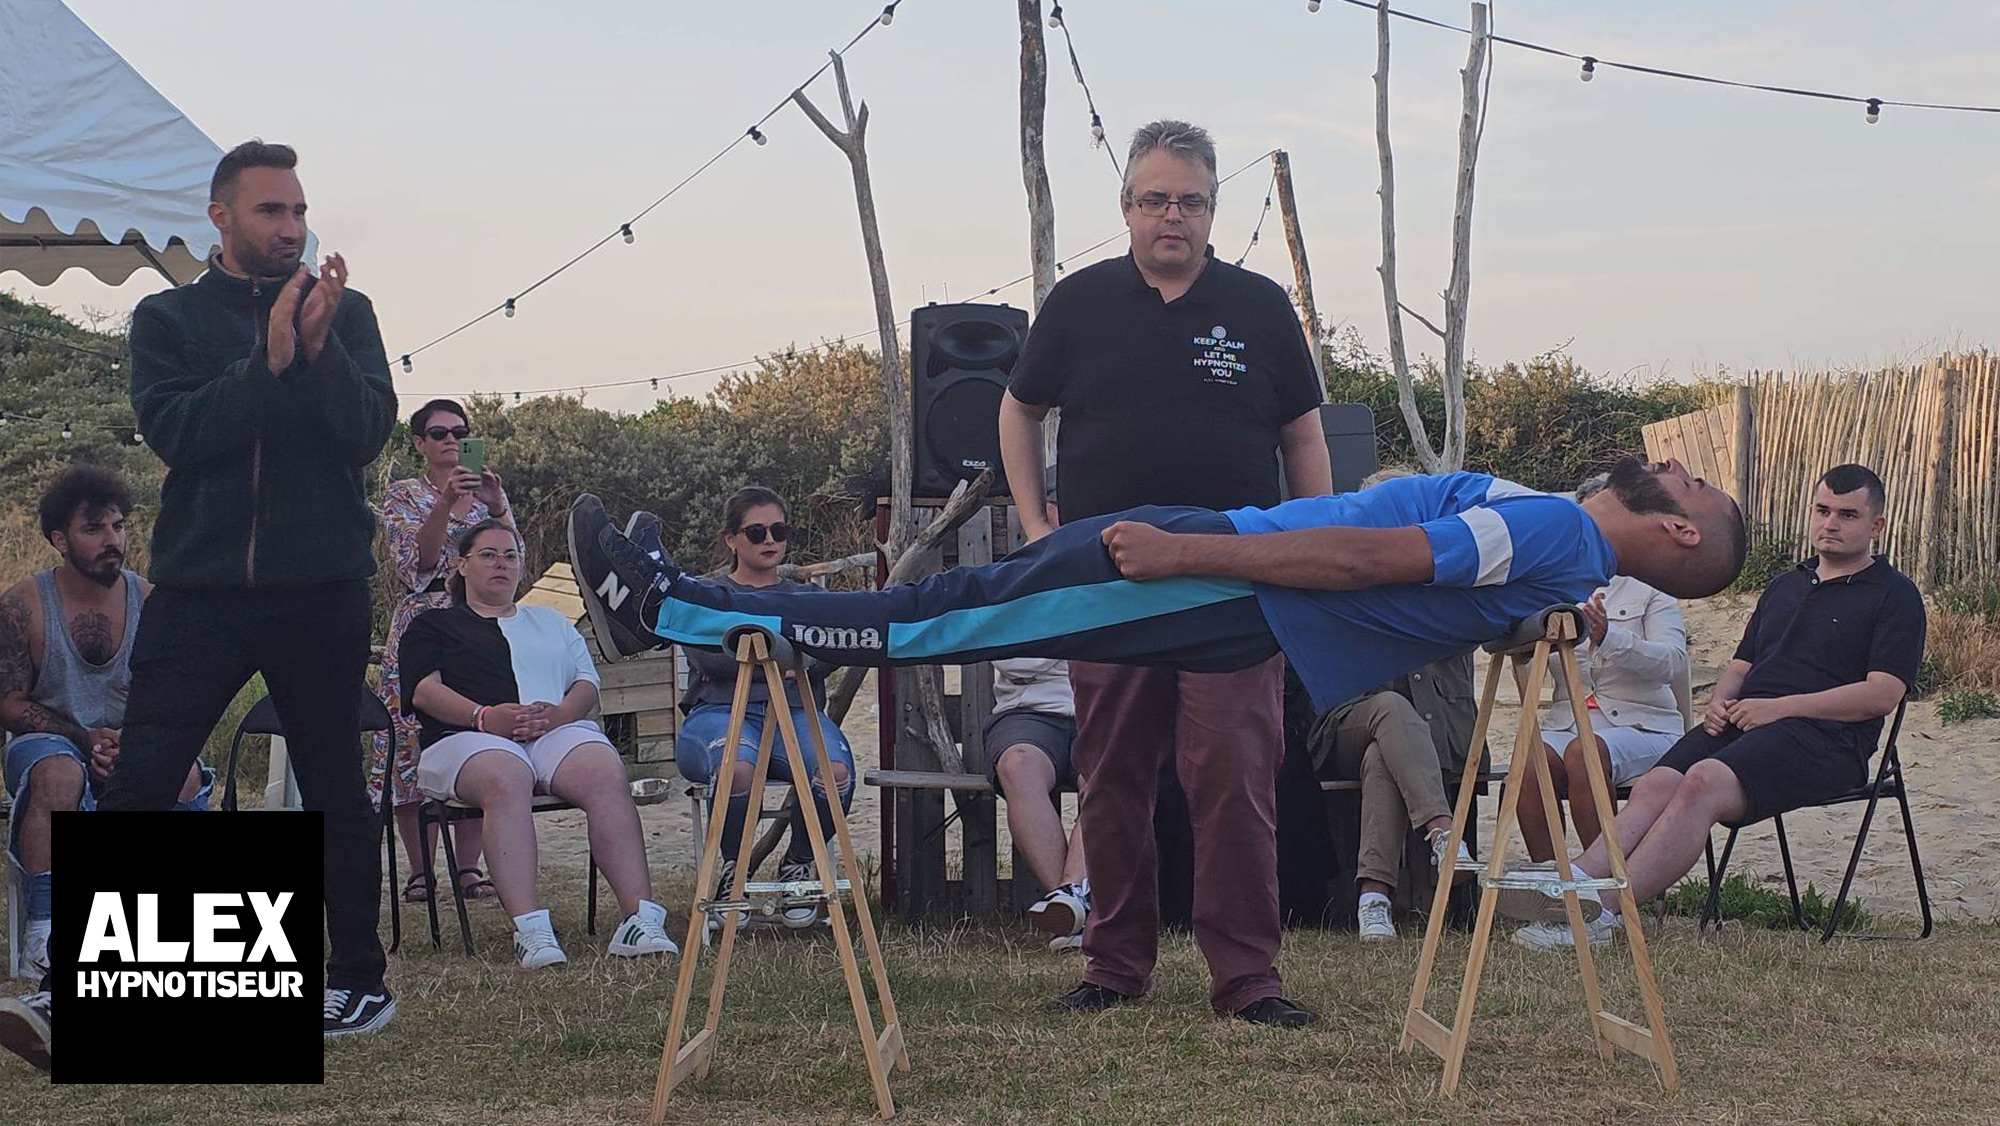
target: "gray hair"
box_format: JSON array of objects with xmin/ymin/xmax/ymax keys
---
[
  {"xmin": 1575, "ymin": 472, "xmax": 1611, "ymax": 501},
  {"xmin": 1122, "ymin": 119, "xmax": 1219, "ymax": 201}
]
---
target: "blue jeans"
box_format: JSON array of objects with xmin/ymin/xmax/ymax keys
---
[
  {"xmin": 675, "ymin": 702, "xmax": 856, "ymax": 807},
  {"xmin": 4, "ymin": 732, "xmax": 213, "ymax": 870}
]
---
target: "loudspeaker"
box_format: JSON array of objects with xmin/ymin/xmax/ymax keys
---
[
  {"xmin": 1321, "ymin": 402, "xmax": 1379, "ymax": 494},
  {"xmin": 911, "ymin": 302, "xmax": 1030, "ymax": 498}
]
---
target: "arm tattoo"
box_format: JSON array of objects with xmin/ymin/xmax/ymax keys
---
[{"xmin": 14, "ymin": 701, "xmax": 90, "ymax": 748}]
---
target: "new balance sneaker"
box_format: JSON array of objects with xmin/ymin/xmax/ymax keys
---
[
  {"xmin": 0, "ymin": 989, "xmax": 50, "ymax": 1072},
  {"xmin": 323, "ymin": 986, "xmax": 396, "ymax": 1038},
  {"xmin": 1027, "ymin": 884, "xmax": 1088, "ymax": 938},
  {"xmin": 1357, "ymin": 897, "xmax": 1397, "ymax": 942},
  {"xmin": 568, "ymin": 493, "xmax": 675, "ymax": 659},
  {"xmin": 23, "ymin": 920, "xmax": 50, "ymax": 979},
  {"xmin": 1495, "ymin": 872, "xmax": 1604, "ymax": 926},
  {"xmin": 777, "ymin": 859, "xmax": 824, "ymax": 929},
  {"xmin": 1510, "ymin": 911, "xmax": 1622, "ymax": 951},
  {"xmin": 609, "ymin": 899, "xmax": 681, "ymax": 957},
  {"xmin": 625, "ymin": 510, "xmax": 666, "ymax": 561},
  {"xmin": 1427, "ymin": 828, "xmax": 1476, "ymax": 884},
  {"xmin": 511, "ymin": 909, "xmax": 569, "ymax": 970}
]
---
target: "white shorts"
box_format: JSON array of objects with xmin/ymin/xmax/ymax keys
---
[
  {"xmin": 418, "ymin": 720, "xmax": 609, "ymax": 802},
  {"xmin": 1540, "ymin": 717, "xmax": 1681, "ymax": 787}
]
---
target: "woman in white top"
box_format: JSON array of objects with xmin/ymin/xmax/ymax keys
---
[
  {"xmin": 1517, "ymin": 474, "xmax": 1689, "ymax": 864},
  {"xmin": 401, "ymin": 521, "xmax": 678, "ymax": 969}
]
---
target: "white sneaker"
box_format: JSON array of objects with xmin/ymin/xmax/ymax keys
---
[
  {"xmin": 24, "ymin": 921, "xmax": 51, "ymax": 979},
  {"xmin": 1510, "ymin": 912, "xmax": 1621, "ymax": 951},
  {"xmin": 1357, "ymin": 898, "xmax": 1397, "ymax": 942},
  {"xmin": 1047, "ymin": 933, "xmax": 1083, "ymax": 953},
  {"xmin": 1494, "ymin": 874, "xmax": 1603, "ymax": 926},
  {"xmin": 511, "ymin": 909, "xmax": 569, "ymax": 970},
  {"xmin": 608, "ymin": 900, "xmax": 681, "ymax": 957},
  {"xmin": 1426, "ymin": 829, "xmax": 1476, "ymax": 885},
  {"xmin": 777, "ymin": 859, "xmax": 823, "ymax": 929},
  {"xmin": 1027, "ymin": 884, "xmax": 1088, "ymax": 938}
]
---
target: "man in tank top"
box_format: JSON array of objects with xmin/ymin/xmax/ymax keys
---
[{"xmin": 0, "ymin": 468, "xmax": 209, "ymax": 1058}]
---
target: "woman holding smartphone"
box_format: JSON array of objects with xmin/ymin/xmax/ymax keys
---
[{"xmin": 372, "ymin": 398, "xmax": 513, "ymax": 902}]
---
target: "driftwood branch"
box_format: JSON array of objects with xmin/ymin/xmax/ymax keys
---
[
  {"xmin": 1271, "ymin": 150, "xmax": 1323, "ymax": 377},
  {"xmin": 1440, "ymin": 2, "xmax": 1490, "ymax": 471},
  {"xmin": 1373, "ymin": 0, "xmax": 1441, "ymax": 473},
  {"xmin": 1398, "ymin": 300, "xmax": 1447, "ymax": 341},
  {"xmin": 1018, "ymin": 0, "xmax": 1057, "ymax": 315}
]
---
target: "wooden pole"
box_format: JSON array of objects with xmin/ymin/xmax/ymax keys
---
[
  {"xmin": 1919, "ymin": 362, "xmax": 1959, "ymax": 590},
  {"xmin": 1372, "ymin": 0, "xmax": 1440, "ymax": 472},
  {"xmin": 1438, "ymin": 1, "xmax": 1489, "ymax": 472},
  {"xmin": 1734, "ymin": 382, "xmax": 1754, "ymax": 541},
  {"xmin": 1016, "ymin": 0, "xmax": 1060, "ymax": 466},
  {"xmin": 1271, "ymin": 150, "xmax": 1323, "ymax": 378}
]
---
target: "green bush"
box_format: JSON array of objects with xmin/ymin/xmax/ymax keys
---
[
  {"xmin": 1936, "ymin": 689, "xmax": 2000, "ymax": 726},
  {"xmin": 1662, "ymin": 872, "xmax": 1871, "ymax": 932},
  {"xmin": 1729, "ymin": 529, "xmax": 1798, "ymax": 594}
]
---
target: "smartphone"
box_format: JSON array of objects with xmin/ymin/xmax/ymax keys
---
[{"xmin": 458, "ymin": 437, "xmax": 486, "ymax": 475}]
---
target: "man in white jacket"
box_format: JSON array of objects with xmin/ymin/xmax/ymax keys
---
[{"xmin": 1514, "ymin": 473, "xmax": 1689, "ymax": 950}]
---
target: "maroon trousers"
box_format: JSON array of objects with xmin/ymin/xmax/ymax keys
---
[{"xmin": 1070, "ymin": 654, "xmax": 1288, "ymax": 1014}]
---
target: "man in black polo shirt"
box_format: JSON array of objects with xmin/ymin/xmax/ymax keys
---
[
  {"xmin": 998, "ymin": 120, "xmax": 1329, "ymax": 1026},
  {"xmin": 1502, "ymin": 464, "xmax": 1924, "ymax": 948}
]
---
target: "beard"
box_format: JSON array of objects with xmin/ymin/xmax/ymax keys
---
[
  {"xmin": 67, "ymin": 548, "xmax": 124, "ymax": 588},
  {"xmin": 1606, "ymin": 456, "xmax": 1687, "ymax": 518}
]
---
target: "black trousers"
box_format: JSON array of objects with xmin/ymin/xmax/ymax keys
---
[{"xmin": 98, "ymin": 581, "xmax": 386, "ymax": 991}]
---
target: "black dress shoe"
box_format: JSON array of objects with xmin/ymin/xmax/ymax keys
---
[
  {"xmin": 1046, "ymin": 982, "xmax": 1135, "ymax": 1014},
  {"xmin": 1233, "ymin": 996, "xmax": 1316, "ymax": 1028}
]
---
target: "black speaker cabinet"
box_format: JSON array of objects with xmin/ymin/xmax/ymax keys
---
[
  {"xmin": 1321, "ymin": 402, "xmax": 1379, "ymax": 494},
  {"xmin": 910, "ymin": 302, "xmax": 1029, "ymax": 498}
]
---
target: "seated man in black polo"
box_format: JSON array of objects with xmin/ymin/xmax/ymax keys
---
[{"xmin": 1502, "ymin": 464, "xmax": 1924, "ymax": 948}]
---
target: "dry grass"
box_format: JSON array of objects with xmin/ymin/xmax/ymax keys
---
[
  {"xmin": 1927, "ymin": 608, "xmax": 2000, "ymax": 694},
  {"xmin": 4, "ymin": 876, "xmax": 1996, "ymax": 1126}
]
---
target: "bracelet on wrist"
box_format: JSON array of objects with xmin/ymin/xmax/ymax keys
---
[{"xmin": 471, "ymin": 705, "xmax": 487, "ymax": 733}]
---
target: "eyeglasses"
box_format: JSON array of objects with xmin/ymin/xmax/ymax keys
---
[
  {"xmin": 736, "ymin": 522, "xmax": 790, "ymax": 545},
  {"xmin": 424, "ymin": 426, "xmax": 471, "ymax": 441},
  {"xmin": 470, "ymin": 549, "xmax": 522, "ymax": 565},
  {"xmin": 1130, "ymin": 193, "xmax": 1211, "ymax": 217}
]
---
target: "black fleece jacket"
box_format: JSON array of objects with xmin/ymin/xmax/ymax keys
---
[{"xmin": 128, "ymin": 263, "xmax": 397, "ymax": 588}]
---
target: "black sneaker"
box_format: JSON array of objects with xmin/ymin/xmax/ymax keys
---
[
  {"xmin": 624, "ymin": 510, "xmax": 666, "ymax": 561},
  {"xmin": 323, "ymin": 986, "xmax": 397, "ymax": 1039},
  {"xmin": 568, "ymin": 493, "xmax": 674, "ymax": 658},
  {"xmin": 1233, "ymin": 996, "xmax": 1316, "ymax": 1029},
  {"xmin": 0, "ymin": 990, "xmax": 51, "ymax": 1072},
  {"xmin": 1046, "ymin": 981, "xmax": 1135, "ymax": 1014}
]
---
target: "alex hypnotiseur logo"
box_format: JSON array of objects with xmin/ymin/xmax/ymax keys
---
[{"xmin": 75, "ymin": 892, "xmax": 303, "ymax": 999}]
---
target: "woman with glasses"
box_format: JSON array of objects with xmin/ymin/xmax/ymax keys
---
[
  {"xmin": 372, "ymin": 398, "xmax": 511, "ymax": 904},
  {"xmin": 402, "ymin": 520, "xmax": 679, "ymax": 968},
  {"xmin": 672, "ymin": 486, "xmax": 856, "ymax": 927}
]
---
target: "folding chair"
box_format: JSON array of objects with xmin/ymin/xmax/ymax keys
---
[
  {"xmin": 418, "ymin": 794, "xmax": 594, "ymax": 956},
  {"xmin": 2, "ymin": 798, "xmax": 22, "ymax": 981},
  {"xmin": 218, "ymin": 689, "xmax": 404, "ymax": 948},
  {"xmin": 1700, "ymin": 698, "xmax": 1931, "ymax": 942}
]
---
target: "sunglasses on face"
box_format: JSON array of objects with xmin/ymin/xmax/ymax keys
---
[
  {"xmin": 736, "ymin": 522, "xmax": 790, "ymax": 545},
  {"xmin": 424, "ymin": 426, "xmax": 471, "ymax": 441}
]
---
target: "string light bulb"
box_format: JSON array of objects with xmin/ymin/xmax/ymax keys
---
[
  {"xmin": 1090, "ymin": 112, "xmax": 1105, "ymax": 146},
  {"xmin": 132, "ymin": 431, "xmax": 144, "ymax": 445},
  {"xmin": 878, "ymin": 2, "xmax": 896, "ymax": 26},
  {"xmin": 504, "ymin": 298, "xmax": 516, "ymax": 318},
  {"xmin": 1580, "ymin": 56, "xmax": 1596, "ymax": 82},
  {"xmin": 111, "ymin": 357, "xmax": 122, "ymax": 371},
  {"xmin": 621, "ymin": 223, "xmax": 635, "ymax": 244},
  {"xmin": 1049, "ymin": 3, "xmax": 1063, "ymax": 29},
  {"xmin": 1307, "ymin": 0, "xmax": 1321, "ymax": 10},
  {"xmin": 748, "ymin": 126, "xmax": 767, "ymax": 146},
  {"xmin": 650, "ymin": 378, "xmax": 659, "ymax": 390},
  {"xmin": 62, "ymin": 422, "xmax": 73, "ymax": 439},
  {"xmin": 514, "ymin": 391, "xmax": 522, "ymax": 403},
  {"xmin": 400, "ymin": 354, "xmax": 413, "ymax": 374},
  {"xmin": 1865, "ymin": 98, "xmax": 1882, "ymax": 123}
]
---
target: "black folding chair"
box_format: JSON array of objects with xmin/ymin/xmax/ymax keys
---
[
  {"xmin": 1699, "ymin": 699, "xmax": 1932, "ymax": 942},
  {"xmin": 220, "ymin": 689, "xmax": 404, "ymax": 949}
]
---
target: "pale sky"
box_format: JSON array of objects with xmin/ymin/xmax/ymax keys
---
[{"xmin": 12, "ymin": 0, "xmax": 1999, "ymax": 414}]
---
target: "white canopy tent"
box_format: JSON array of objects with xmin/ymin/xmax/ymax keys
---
[{"xmin": 0, "ymin": 0, "xmax": 221, "ymax": 286}]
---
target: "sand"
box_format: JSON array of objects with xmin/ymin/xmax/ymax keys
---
[{"xmin": 534, "ymin": 595, "xmax": 1995, "ymax": 925}]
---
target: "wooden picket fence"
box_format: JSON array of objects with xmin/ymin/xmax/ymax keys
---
[{"xmin": 1642, "ymin": 351, "xmax": 2000, "ymax": 590}]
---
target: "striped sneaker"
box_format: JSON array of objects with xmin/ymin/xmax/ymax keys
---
[
  {"xmin": 609, "ymin": 899, "xmax": 680, "ymax": 957},
  {"xmin": 512, "ymin": 909, "xmax": 569, "ymax": 970}
]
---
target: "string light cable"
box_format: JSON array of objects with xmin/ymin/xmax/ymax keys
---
[{"xmin": 1046, "ymin": 3, "xmax": 1122, "ymax": 179}]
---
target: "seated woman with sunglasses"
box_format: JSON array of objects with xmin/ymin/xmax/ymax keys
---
[
  {"xmin": 373, "ymin": 398, "xmax": 510, "ymax": 905},
  {"xmin": 401, "ymin": 520, "xmax": 679, "ymax": 969},
  {"xmin": 671, "ymin": 487, "xmax": 857, "ymax": 927}
]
